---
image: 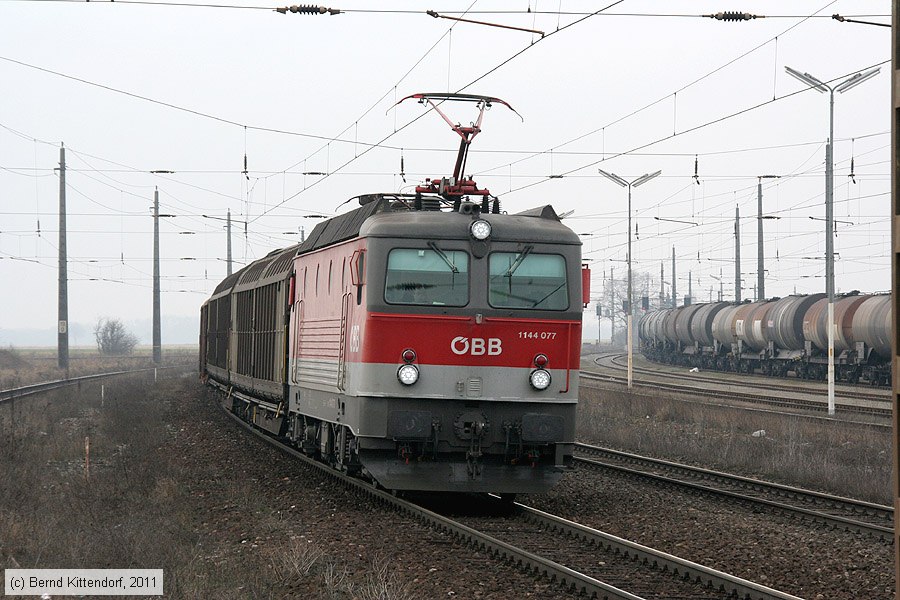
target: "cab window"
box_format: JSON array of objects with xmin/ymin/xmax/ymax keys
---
[
  {"xmin": 385, "ymin": 248, "xmax": 469, "ymax": 306},
  {"xmin": 489, "ymin": 251, "xmax": 568, "ymax": 310}
]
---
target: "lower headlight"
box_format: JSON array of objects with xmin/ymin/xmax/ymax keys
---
[
  {"xmin": 397, "ymin": 364, "xmax": 420, "ymax": 386},
  {"xmin": 529, "ymin": 369, "xmax": 551, "ymax": 390}
]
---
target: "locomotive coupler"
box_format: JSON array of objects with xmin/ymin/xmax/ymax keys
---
[
  {"xmin": 501, "ymin": 420, "xmax": 524, "ymax": 465},
  {"xmin": 428, "ymin": 419, "xmax": 441, "ymax": 460},
  {"xmin": 466, "ymin": 420, "xmax": 485, "ymax": 479}
]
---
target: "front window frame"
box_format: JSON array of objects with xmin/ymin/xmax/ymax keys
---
[
  {"xmin": 488, "ymin": 250, "xmax": 569, "ymax": 311},
  {"xmin": 384, "ymin": 247, "xmax": 471, "ymax": 307}
]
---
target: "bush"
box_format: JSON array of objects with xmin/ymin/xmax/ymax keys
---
[{"xmin": 93, "ymin": 318, "xmax": 139, "ymax": 356}]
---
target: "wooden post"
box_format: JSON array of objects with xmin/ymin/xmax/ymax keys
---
[{"xmin": 84, "ymin": 436, "xmax": 90, "ymax": 480}]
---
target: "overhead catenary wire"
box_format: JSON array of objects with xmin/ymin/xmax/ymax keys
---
[
  {"xmin": 0, "ymin": 1, "xmax": 888, "ymax": 306},
  {"xmin": 0, "ymin": 0, "xmax": 888, "ymax": 21},
  {"xmin": 474, "ymin": 0, "xmax": 843, "ymax": 180}
]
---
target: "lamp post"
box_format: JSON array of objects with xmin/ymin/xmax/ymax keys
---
[
  {"xmin": 785, "ymin": 65, "xmax": 879, "ymax": 415},
  {"xmin": 598, "ymin": 168, "xmax": 661, "ymax": 389}
]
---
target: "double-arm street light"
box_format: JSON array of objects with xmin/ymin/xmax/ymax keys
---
[
  {"xmin": 598, "ymin": 168, "xmax": 662, "ymax": 389},
  {"xmin": 784, "ymin": 64, "xmax": 880, "ymax": 415}
]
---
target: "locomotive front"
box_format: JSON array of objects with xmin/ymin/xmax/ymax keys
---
[{"xmin": 336, "ymin": 201, "xmax": 583, "ymax": 494}]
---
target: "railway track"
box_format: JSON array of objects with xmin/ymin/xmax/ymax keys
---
[
  {"xmin": 213, "ymin": 382, "xmax": 803, "ymax": 600},
  {"xmin": 606, "ymin": 353, "xmax": 889, "ymax": 403},
  {"xmin": 574, "ymin": 443, "xmax": 893, "ymax": 542},
  {"xmin": 0, "ymin": 366, "xmax": 181, "ymax": 403},
  {"xmin": 582, "ymin": 353, "xmax": 891, "ymax": 418}
]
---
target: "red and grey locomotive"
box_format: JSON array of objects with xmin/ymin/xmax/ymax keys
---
[{"xmin": 199, "ymin": 94, "xmax": 588, "ymax": 495}]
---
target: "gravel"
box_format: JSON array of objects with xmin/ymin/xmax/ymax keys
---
[
  {"xmin": 170, "ymin": 379, "xmax": 581, "ymax": 599},
  {"xmin": 527, "ymin": 466, "xmax": 894, "ymax": 599},
  {"xmin": 18, "ymin": 368, "xmax": 884, "ymax": 599}
]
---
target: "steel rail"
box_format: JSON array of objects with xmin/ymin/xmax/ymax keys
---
[
  {"xmin": 0, "ymin": 365, "xmax": 182, "ymax": 403},
  {"xmin": 602, "ymin": 352, "xmax": 888, "ymax": 403},
  {"xmin": 578, "ymin": 367, "xmax": 890, "ymax": 432},
  {"xmin": 513, "ymin": 502, "xmax": 804, "ymax": 600},
  {"xmin": 213, "ymin": 391, "xmax": 641, "ymax": 600},
  {"xmin": 579, "ymin": 368, "xmax": 891, "ymax": 417},
  {"xmin": 213, "ymin": 381, "xmax": 803, "ymax": 600},
  {"xmin": 574, "ymin": 443, "xmax": 893, "ymax": 541}
]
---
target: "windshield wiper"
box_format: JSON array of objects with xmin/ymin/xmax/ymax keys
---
[
  {"xmin": 428, "ymin": 241, "xmax": 459, "ymax": 273},
  {"xmin": 504, "ymin": 246, "xmax": 533, "ymax": 277},
  {"xmin": 531, "ymin": 281, "xmax": 566, "ymax": 308}
]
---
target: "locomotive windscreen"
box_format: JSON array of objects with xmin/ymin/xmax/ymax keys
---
[
  {"xmin": 384, "ymin": 248, "xmax": 469, "ymax": 306},
  {"xmin": 488, "ymin": 251, "xmax": 568, "ymax": 310}
]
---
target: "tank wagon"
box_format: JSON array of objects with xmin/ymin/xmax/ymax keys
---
[
  {"xmin": 199, "ymin": 94, "xmax": 588, "ymax": 496},
  {"xmin": 639, "ymin": 292, "xmax": 891, "ymax": 385}
]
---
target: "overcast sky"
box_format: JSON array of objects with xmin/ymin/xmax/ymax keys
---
[{"xmin": 0, "ymin": 0, "xmax": 890, "ymax": 344}]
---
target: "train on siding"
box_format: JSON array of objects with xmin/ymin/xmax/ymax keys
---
[
  {"xmin": 199, "ymin": 94, "xmax": 588, "ymax": 496},
  {"xmin": 638, "ymin": 293, "xmax": 891, "ymax": 386}
]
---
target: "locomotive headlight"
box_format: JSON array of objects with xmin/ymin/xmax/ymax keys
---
[
  {"xmin": 470, "ymin": 219, "xmax": 492, "ymax": 241},
  {"xmin": 529, "ymin": 369, "xmax": 552, "ymax": 390},
  {"xmin": 397, "ymin": 364, "xmax": 420, "ymax": 386}
]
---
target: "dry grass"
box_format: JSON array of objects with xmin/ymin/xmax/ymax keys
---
[
  {"xmin": 0, "ymin": 372, "xmax": 427, "ymax": 599},
  {"xmin": 268, "ymin": 541, "xmax": 414, "ymax": 600},
  {"xmin": 577, "ymin": 385, "xmax": 892, "ymax": 504},
  {"xmin": 0, "ymin": 345, "xmax": 196, "ymax": 389}
]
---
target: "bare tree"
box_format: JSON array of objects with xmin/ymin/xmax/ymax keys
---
[{"xmin": 94, "ymin": 318, "xmax": 139, "ymax": 356}]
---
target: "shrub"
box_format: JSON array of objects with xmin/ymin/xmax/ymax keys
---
[{"xmin": 93, "ymin": 318, "xmax": 139, "ymax": 356}]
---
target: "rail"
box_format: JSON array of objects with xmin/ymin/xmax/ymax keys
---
[
  {"xmin": 0, "ymin": 365, "xmax": 185, "ymax": 403},
  {"xmin": 580, "ymin": 362, "xmax": 891, "ymax": 418},
  {"xmin": 214, "ymin": 380, "xmax": 803, "ymax": 600},
  {"xmin": 574, "ymin": 442, "xmax": 893, "ymax": 541}
]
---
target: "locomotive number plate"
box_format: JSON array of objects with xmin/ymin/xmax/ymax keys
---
[{"xmin": 517, "ymin": 331, "xmax": 557, "ymax": 340}]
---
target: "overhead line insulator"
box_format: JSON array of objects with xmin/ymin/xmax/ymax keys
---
[
  {"xmin": 704, "ymin": 11, "xmax": 761, "ymax": 21},
  {"xmin": 275, "ymin": 5, "xmax": 341, "ymax": 15}
]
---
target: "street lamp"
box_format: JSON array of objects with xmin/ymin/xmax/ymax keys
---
[
  {"xmin": 598, "ymin": 168, "xmax": 661, "ymax": 389},
  {"xmin": 784, "ymin": 64, "xmax": 879, "ymax": 415}
]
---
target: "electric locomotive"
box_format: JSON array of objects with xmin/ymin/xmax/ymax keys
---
[{"xmin": 200, "ymin": 94, "xmax": 588, "ymax": 495}]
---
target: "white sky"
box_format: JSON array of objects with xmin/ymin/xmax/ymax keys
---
[{"xmin": 0, "ymin": 0, "xmax": 891, "ymax": 342}]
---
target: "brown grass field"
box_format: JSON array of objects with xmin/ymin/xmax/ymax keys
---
[
  {"xmin": 0, "ymin": 348, "xmax": 892, "ymax": 598},
  {"xmin": 578, "ymin": 384, "xmax": 892, "ymax": 504},
  {"xmin": 0, "ymin": 345, "xmax": 196, "ymax": 389}
]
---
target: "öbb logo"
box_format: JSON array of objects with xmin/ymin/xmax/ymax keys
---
[{"xmin": 451, "ymin": 336, "xmax": 502, "ymax": 356}]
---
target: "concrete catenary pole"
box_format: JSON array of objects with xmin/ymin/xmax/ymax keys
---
[
  {"xmin": 58, "ymin": 143, "xmax": 69, "ymax": 371},
  {"xmin": 687, "ymin": 270, "xmax": 692, "ymax": 305},
  {"xmin": 659, "ymin": 261, "xmax": 664, "ymax": 308},
  {"xmin": 152, "ymin": 188, "xmax": 161, "ymax": 364},
  {"xmin": 757, "ymin": 178, "xmax": 765, "ymax": 301},
  {"xmin": 734, "ymin": 206, "xmax": 741, "ymax": 303},
  {"xmin": 890, "ymin": 0, "xmax": 899, "ymax": 580},
  {"xmin": 609, "ymin": 267, "xmax": 615, "ymax": 344},
  {"xmin": 671, "ymin": 246, "xmax": 676, "ymax": 308},
  {"xmin": 226, "ymin": 208, "xmax": 233, "ymax": 277}
]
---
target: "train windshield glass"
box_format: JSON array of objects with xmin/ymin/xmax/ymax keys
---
[
  {"xmin": 488, "ymin": 252, "xmax": 568, "ymax": 310},
  {"xmin": 384, "ymin": 248, "xmax": 469, "ymax": 306}
]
